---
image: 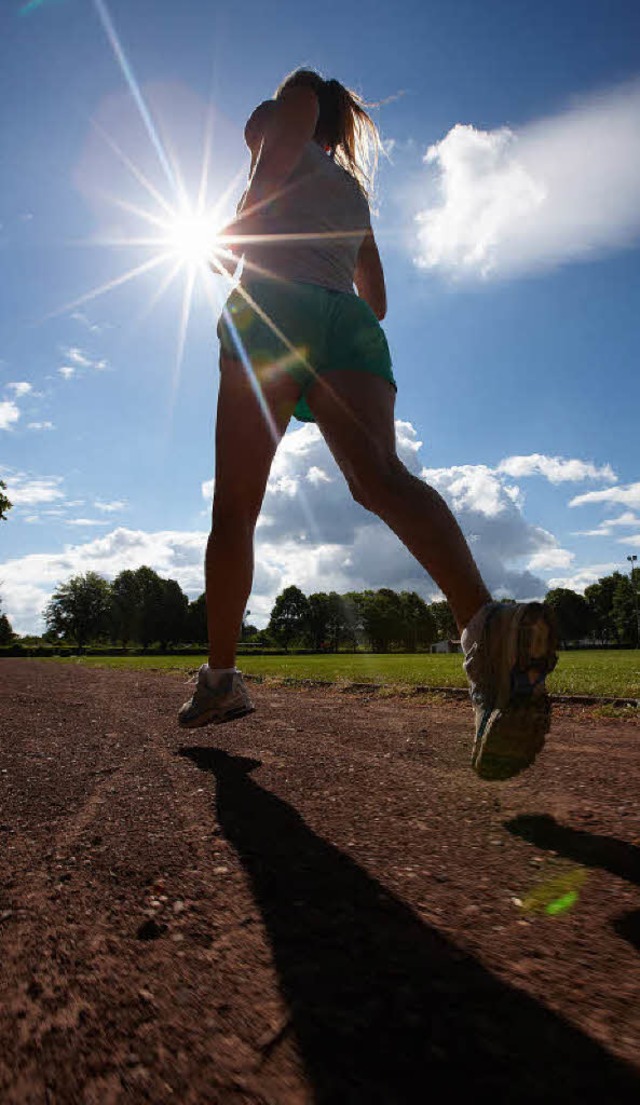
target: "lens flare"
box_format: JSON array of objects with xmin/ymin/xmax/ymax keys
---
[
  {"xmin": 162, "ymin": 209, "xmax": 222, "ymax": 266},
  {"xmin": 515, "ymin": 866, "xmax": 587, "ymax": 916}
]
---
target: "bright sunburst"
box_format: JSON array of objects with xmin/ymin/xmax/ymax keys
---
[
  {"xmin": 48, "ymin": 0, "xmax": 251, "ymax": 403},
  {"xmin": 61, "ymin": 0, "xmax": 306, "ymax": 442},
  {"xmin": 161, "ymin": 207, "xmax": 224, "ymax": 267}
]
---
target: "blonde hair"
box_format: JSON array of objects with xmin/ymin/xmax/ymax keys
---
[{"xmin": 274, "ymin": 68, "xmax": 381, "ymax": 198}]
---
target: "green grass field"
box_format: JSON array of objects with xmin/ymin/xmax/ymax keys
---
[{"xmin": 44, "ymin": 650, "xmax": 640, "ymax": 699}]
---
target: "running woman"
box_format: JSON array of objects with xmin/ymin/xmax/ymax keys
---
[{"xmin": 179, "ymin": 69, "xmax": 557, "ymax": 780}]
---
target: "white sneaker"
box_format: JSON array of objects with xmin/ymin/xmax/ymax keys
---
[
  {"xmin": 178, "ymin": 666, "xmax": 255, "ymax": 729},
  {"xmin": 463, "ymin": 602, "xmax": 558, "ymax": 780}
]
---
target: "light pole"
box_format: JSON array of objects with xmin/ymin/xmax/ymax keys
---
[{"xmin": 627, "ymin": 555, "xmax": 640, "ymax": 648}]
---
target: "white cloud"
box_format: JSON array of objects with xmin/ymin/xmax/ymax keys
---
[
  {"xmin": 94, "ymin": 499, "xmax": 127, "ymax": 513},
  {"xmin": 527, "ymin": 547, "xmax": 574, "ymax": 572},
  {"xmin": 0, "ymin": 471, "xmax": 65, "ymax": 505},
  {"xmin": 57, "ymin": 346, "xmax": 109, "ymax": 378},
  {"xmin": 570, "ymin": 482, "xmax": 640, "ymax": 509},
  {"xmin": 65, "ymin": 518, "xmax": 110, "ymax": 527},
  {"xmin": 497, "ymin": 454, "xmax": 616, "ymax": 484},
  {"xmin": 417, "ymin": 462, "xmax": 568, "ymax": 595},
  {"xmin": 2, "ymin": 427, "xmax": 623, "ymax": 635},
  {"xmin": 7, "ymin": 382, "xmax": 32, "ymax": 398},
  {"xmin": 27, "ymin": 421, "xmax": 55, "ymax": 431},
  {"xmin": 256, "ymin": 424, "xmax": 564, "ymax": 602},
  {"xmin": 0, "ymin": 400, "xmax": 20, "ymax": 430},
  {"xmin": 415, "ymin": 80, "xmax": 640, "ymax": 279},
  {"xmin": 0, "ymin": 527, "xmax": 210, "ymax": 635},
  {"xmin": 306, "ymin": 466, "xmax": 332, "ymax": 486},
  {"xmin": 420, "ymin": 463, "xmax": 520, "ymax": 517},
  {"xmin": 547, "ymin": 563, "xmax": 622, "ymax": 594},
  {"xmin": 608, "ymin": 512, "xmax": 640, "ymax": 527},
  {"xmin": 63, "ymin": 346, "xmax": 93, "ymax": 367},
  {"xmin": 573, "ymin": 511, "xmax": 640, "ymax": 537}
]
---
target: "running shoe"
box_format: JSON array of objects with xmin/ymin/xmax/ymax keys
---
[
  {"xmin": 178, "ymin": 666, "xmax": 255, "ymax": 728},
  {"xmin": 463, "ymin": 602, "xmax": 558, "ymax": 780}
]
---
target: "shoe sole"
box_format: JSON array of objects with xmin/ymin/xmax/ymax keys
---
[
  {"xmin": 473, "ymin": 695, "xmax": 552, "ymax": 780},
  {"xmin": 472, "ymin": 603, "xmax": 557, "ymax": 780},
  {"xmin": 178, "ymin": 704, "xmax": 256, "ymax": 729}
]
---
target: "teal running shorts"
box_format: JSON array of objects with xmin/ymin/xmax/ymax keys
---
[{"xmin": 217, "ymin": 279, "xmax": 396, "ymax": 423}]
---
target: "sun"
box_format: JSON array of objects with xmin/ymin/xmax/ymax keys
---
[{"xmin": 161, "ymin": 207, "xmax": 223, "ymax": 267}]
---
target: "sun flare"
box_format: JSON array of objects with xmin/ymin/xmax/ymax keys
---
[
  {"xmin": 161, "ymin": 208, "xmax": 222, "ymax": 267},
  {"xmin": 54, "ymin": 0, "xmax": 253, "ymax": 398}
]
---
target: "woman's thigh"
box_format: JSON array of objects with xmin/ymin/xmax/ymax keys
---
[
  {"xmin": 213, "ymin": 352, "xmax": 304, "ymax": 516},
  {"xmin": 305, "ymin": 370, "xmax": 398, "ymax": 491}
]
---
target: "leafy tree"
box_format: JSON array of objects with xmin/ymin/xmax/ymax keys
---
[
  {"xmin": 306, "ymin": 592, "xmax": 332, "ymax": 651},
  {"xmin": 241, "ymin": 608, "xmax": 259, "ymax": 641},
  {"xmin": 110, "ymin": 569, "xmax": 141, "ymax": 647},
  {"xmin": 0, "ymin": 612, "xmax": 15, "ymax": 645},
  {"xmin": 268, "ymin": 585, "xmax": 310, "ymax": 651},
  {"xmin": 356, "ymin": 589, "xmax": 404, "ymax": 652},
  {"xmin": 340, "ymin": 593, "xmax": 363, "ymax": 652},
  {"xmin": 398, "ymin": 591, "xmax": 435, "ymax": 652},
  {"xmin": 45, "ymin": 572, "xmax": 112, "ymax": 648},
  {"xmin": 186, "ymin": 593, "xmax": 208, "ymax": 645},
  {"xmin": 132, "ymin": 566, "xmax": 166, "ymax": 648},
  {"xmin": 110, "ymin": 568, "xmax": 187, "ymax": 648},
  {"xmin": 0, "ymin": 480, "xmax": 11, "ymax": 522},
  {"xmin": 544, "ymin": 588, "xmax": 592, "ymax": 647},
  {"xmin": 612, "ymin": 572, "xmax": 640, "ymax": 646},
  {"xmin": 585, "ymin": 573, "xmax": 624, "ymax": 644},
  {"xmin": 430, "ymin": 600, "xmax": 457, "ymax": 642},
  {"xmin": 325, "ymin": 592, "xmax": 352, "ymax": 652},
  {"xmin": 157, "ymin": 578, "xmax": 188, "ymax": 649}
]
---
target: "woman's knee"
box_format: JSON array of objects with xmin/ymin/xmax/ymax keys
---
[
  {"xmin": 346, "ymin": 451, "xmax": 407, "ymax": 512},
  {"xmin": 211, "ymin": 494, "xmax": 262, "ymax": 534}
]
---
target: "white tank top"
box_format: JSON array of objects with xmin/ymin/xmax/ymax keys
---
[{"xmin": 243, "ymin": 142, "xmax": 371, "ymax": 294}]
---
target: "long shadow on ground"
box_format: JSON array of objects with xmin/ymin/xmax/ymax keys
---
[
  {"xmin": 180, "ymin": 747, "xmax": 639, "ymax": 1104},
  {"xmin": 505, "ymin": 814, "xmax": 640, "ymax": 885},
  {"xmin": 506, "ymin": 813, "xmax": 640, "ymax": 953}
]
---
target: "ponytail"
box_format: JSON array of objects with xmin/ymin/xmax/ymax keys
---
[{"xmin": 275, "ymin": 69, "xmax": 381, "ymax": 198}]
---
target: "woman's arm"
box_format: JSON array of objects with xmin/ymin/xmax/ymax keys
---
[
  {"xmin": 242, "ymin": 84, "xmax": 319, "ymax": 210},
  {"xmin": 354, "ymin": 230, "xmax": 387, "ymax": 320},
  {"xmin": 217, "ymin": 86, "xmax": 319, "ymax": 267}
]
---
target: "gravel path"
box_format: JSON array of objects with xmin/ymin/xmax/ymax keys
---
[{"xmin": 1, "ymin": 659, "xmax": 639, "ymax": 1103}]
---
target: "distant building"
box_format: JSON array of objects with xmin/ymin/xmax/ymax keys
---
[{"xmin": 431, "ymin": 639, "xmax": 462, "ymax": 654}]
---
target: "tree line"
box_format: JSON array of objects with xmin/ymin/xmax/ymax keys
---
[
  {"xmin": 544, "ymin": 572, "xmax": 639, "ymax": 647},
  {"xmin": 0, "ymin": 564, "xmax": 638, "ymax": 651},
  {"xmin": 267, "ymin": 586, "xmax": 456, "ymax": 653},
  {"xmin": 1, "ymin": 568, "xmax": 455, "ymax": 652}
]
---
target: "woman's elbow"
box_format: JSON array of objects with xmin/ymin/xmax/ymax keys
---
[
  {"xmin": 354, "ymin": 271, "xmax": 387, "ymax": 320},
  {"xmin": 372, "ymin": 291, "xmax": 387, "ymax": 320}
]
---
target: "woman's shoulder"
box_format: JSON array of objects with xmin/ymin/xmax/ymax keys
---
[{"xmin": 305, "ymin": 142, "xmax": 365, "ymax": 190}]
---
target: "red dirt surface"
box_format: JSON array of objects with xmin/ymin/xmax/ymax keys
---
[{"xmin": 1, "ymin": 658, "xmax": 639, "ymax": 1104}]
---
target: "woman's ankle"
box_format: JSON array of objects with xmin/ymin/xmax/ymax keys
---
[{"xmin": 208, "ymin": 657, "xmax": 237, "ymax": 671}]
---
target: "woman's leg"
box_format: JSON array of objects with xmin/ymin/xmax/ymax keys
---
[
  {"xmin": 206, "ymin": 353, "xmax": 303, "ymax": 668},
  {"xmin": 306, "ymin": 371, "xmax": 491, "ymax": 632}
]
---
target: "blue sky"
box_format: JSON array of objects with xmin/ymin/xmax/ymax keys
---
[{"xmin": 1, "ymin": 0, "xmax": 640, "ymax": 634}]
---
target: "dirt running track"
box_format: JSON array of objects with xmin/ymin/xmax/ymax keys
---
[{"xmin": 1, "ymin": 659, "xmax": 639, "ymax": 1104}]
